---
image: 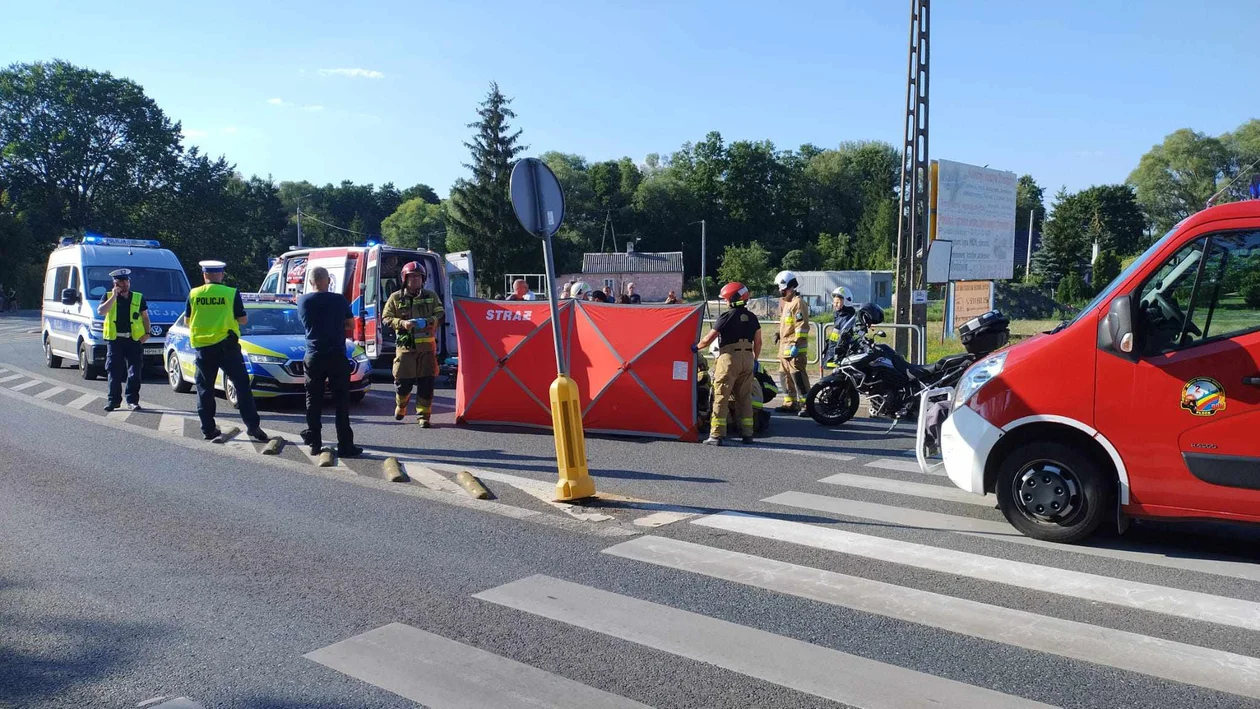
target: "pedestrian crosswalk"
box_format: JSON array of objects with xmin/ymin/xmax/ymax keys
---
[
  {"xmin": 0, "ymin": 319, "xmax": 40, "ymax": 341},
  {"xmin": 306, "ymin": 444, "xmax": 1260, "ymax": 707}
]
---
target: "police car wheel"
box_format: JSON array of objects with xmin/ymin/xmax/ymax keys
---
[
  {"xmin": 78, "ymin": 341, "xmax": 99, "ymax": 381},
  {"xmin": 44, "ymin": 337, "xmax": 63, "ymax": 368},
  {"xmin": 167, "ymin": 352, "xmax": 192, "ymax": 393},
  {"xmin": 996, "ymin": 441, "xmax": 1113, "ymax": 544},
  {"xmin": 225, "ymin": 380, "xmax": 240, "ymax": 409}
]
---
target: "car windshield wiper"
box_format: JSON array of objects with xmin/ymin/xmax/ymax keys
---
[{"xmin": 1049, "ymin": 320, "xmax": 1070, "ymax": 334}]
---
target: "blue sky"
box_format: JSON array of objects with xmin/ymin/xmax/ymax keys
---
[{"xmin": 6, "ymin": 0, "xmax": 1258, "ymax": 201}]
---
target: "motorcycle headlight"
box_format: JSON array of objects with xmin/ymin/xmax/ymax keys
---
[
  {"xmin": 953, "ymin": 352, "xmax": 1007, "ymax": 410},
  {"xmin": 247, "ymin": 354, "xmax": 287, "ymax": 364},
  {"xmin": 353, "ymin": 353, "xmax": 370, "ymax": 364}
]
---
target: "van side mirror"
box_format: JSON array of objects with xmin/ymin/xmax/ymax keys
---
[
  {"xmin": 1101, "ymin": 295, "xmax": 1138, "ymax": 359},
  {"xmin": 60, "ymin": 288, "xmax": 79, "ymax": 306}
]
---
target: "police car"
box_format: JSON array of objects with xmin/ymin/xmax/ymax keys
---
[{"xmin": 164, "ymin": 293, "xmax": 371, "ymax": 408}]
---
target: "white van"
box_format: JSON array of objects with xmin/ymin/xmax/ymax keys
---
[{"xmin": 42, "ymin": 235, "xmax": 192, "ymax": 380}]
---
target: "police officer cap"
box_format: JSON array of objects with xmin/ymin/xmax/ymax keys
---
[
  {"xmin": 199, "ymin": 260, "xmax": 227, "ymax": 273},
  {"xmin": 109, "ymin": 268, "xmax": 131, "ymax": 280}
]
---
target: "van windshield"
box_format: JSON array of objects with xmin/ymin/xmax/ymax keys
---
[
  {"xmin": 1068, "ymin": 224, "xmax": 1181, "ymax": 327},
  {"xmin": 86, "ymin": 267, "xmax": 191, "ymax": 301}
]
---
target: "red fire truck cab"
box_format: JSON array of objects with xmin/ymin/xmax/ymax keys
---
[{"xmin": 919, "ymin": 200, "xmax": 1260, "ymax": 543}]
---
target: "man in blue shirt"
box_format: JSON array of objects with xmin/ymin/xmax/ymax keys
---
[{"xmin": 297, "ymin": 267, "xmax": 362, "ymax": 457}]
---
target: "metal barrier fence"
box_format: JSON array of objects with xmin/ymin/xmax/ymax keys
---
[{"xmin": 700, "ymin": 319, "xmax": 825, "ymax": 367}]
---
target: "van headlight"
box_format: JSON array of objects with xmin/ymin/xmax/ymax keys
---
[
  {"xmin": 247, "ymin": 354, "xmax": 287, "ymax": 364},
  {"xmin": 953, "ymin": 352, "xmax": 1007, "ymax": 410}
]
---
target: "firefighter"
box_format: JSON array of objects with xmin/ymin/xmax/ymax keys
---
[
  {"xmin": 693, "ymin": 282, "xmax": 762, "ymax": 446},
  {"xmin": 382, "ymin": 261, "xmax": 444, "ymax": 427},
  {"xmin": 774, "ymin": 270, "xmax": 811, "ymax": 415}
]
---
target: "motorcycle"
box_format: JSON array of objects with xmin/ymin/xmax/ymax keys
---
[{"xmin": 805, "ymin": 306, "xmax": 1010, "ymax": 427}]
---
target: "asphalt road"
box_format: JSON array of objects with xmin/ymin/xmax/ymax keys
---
[{"xmin": 4, "ymin": 313, "xmax": 1260, "ymax": 709}]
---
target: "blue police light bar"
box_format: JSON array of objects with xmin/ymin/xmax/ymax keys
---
[
  {"xmin": 366, "ymin": 239, "xmax": 380, "ymax": 247},
  {"xmin": 82, "ymin": 234, "xmax": 161, "ymax": 248},
  {"xmin": 241, "ymin": 293, "xmax": 296, "ymax": 303}
]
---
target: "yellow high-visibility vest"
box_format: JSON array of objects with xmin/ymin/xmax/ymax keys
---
[
  {"xmin": 103, "ymin": 291, "xmax": 145, "ymax": 341},
  {"xmin": 188, "ymin": 283, "xmax": 240, "ymax": 348}
]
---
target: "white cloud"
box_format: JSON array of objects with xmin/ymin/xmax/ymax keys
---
[
  {"xmin": 266, "ymin": 97, "xmax": 289, "ymax": 106},
  {"xmin": 301, "ymin": 105, "xmax": 325, "ymax": 112},
  {"xmin": 222, "ymin": 126, "xmax": 239, "ymax": 134},
  {"xmin": 181, "ymin": 128, "xmax": 208, "ymax": 139},
  {"xmin": 318, "ymin": 68, "xmax": 384, "ymax": 79}
]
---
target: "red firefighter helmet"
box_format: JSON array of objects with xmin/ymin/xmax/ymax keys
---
[
  {"xmin": 400, "ymin": 261, "xmax": 425, "ymax": 282},
  {"xmin": 720, "ymin": 281, "xmax": 749, "ymax": 306}
]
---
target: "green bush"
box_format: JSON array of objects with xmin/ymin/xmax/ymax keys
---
[{"xmin": 1243, "ymin": 272, "xmax": 1260, "ymax": 308}]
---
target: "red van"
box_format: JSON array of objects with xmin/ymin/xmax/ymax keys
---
[{"xmin": 919, "ymin": 200, "xmax": 1260, "ymax": 542}]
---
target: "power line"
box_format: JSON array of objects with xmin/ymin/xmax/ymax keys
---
[{"xmin": 298, "ymin": 208, "xmax": 370, "ymax": 236}]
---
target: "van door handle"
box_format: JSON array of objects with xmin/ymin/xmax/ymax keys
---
[{"xmin": 1244, "ymin": 376, "xmax": 1260, "ymax": 387}]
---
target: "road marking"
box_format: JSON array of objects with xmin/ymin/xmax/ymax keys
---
[
  {"xmin": 305, "ymin": 622, "xmax": 652, "ymax": 709},
  {"xmin": 765, "ymin": 447, "xmax": 857, "ymax": 462},
  {"xmin": 397, "ymin": 459, "xmax": 465, "ymax": 493},
  {"xmin": 694, "ymin": 512, "xmax": 1260, "ymax": 631},
  {"xmin": 67, "ymin": 393, "xmax": 96, "ymax": 409},
  {"xmin": 10, "ymin": 379, "xmax": 42, "ymax": 391},
  {"xmin": 147, "ymin": 699, "xmax": 204, "ymax": 709},
  {"xmin": 766, "ymin": 491, "xmax": 1260, "ymax": 583},
  {"xmin": 864, "ymin": 458, "xmax": 931, "ymax": 474},
  {"xmin": 818, "ymin": 472, "xmax": 992, "ymax": 506},
  {"xmin": 0, "ymin": 374, "xmax": 23, "ymax": 384},
  {"xmin": 106, "ymin": 409, "xmax": 131, "ymax": 422},
  {"xmin": 603, "ymin": 535, "xmax": 1260, "ymax": 700},
  {"xmin": 470, "ymin": 470, "xmax": 614, "ymax": 522},
  {"xmin": 34, "ymin": 385, "xmax": 66, "ymax": 400},
  {"xmin": 475, "ymin": 574, "xmax": 1053, "ymax": 709},
  {"xmin": 633, "ymin": 510, "xmax": 700, "ymax": 528},
  {"xmin": 158, "ymin": 413, "xmax": 186, "ymax": 436}
]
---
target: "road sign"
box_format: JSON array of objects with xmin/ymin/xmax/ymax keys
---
[
  {"xmin": 934, "ymin": 160, "xmax": 1017, "ymax": 281},
  {"xmin": 946, "ymin": 280, "xmax": 995, "ymax": 337},
  {"xmin": 510, "ymin": 158, "xmax": 565, "ymax": 239},
  {"xmin": 508, "ymin": 156, "xmax": 594, "ymax": 501}
]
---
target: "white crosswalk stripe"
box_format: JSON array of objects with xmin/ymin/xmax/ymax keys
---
[
  {"xmin": 818, "ymin": 471, "xmax": 993, "ymax": 506},
  {"xmin": 0, "ymin": 374, "xmax": 23, "ymax": 384},
  {"xmin": 10, "ymin": 379, "xmax": 42, "ymax": 391},
  {"xmin": 766, "ymin": 490, "xmax": 1260, "ymax": 583},
  {"xmin": 603, "ymin": 535, "xmax": 1260, "ymax": 700},
  {"xmin": 475, "ymin": 575, "xmax": 1053, "ymax": 709},
  {"xmin": 306, "ymin": 623, "xmax": 652, "ymax": 709},
  {"xmin": 34, "ymin": 385, "xmax": 66, "ymax": 400},
  {"xmin": 864, "ymin": 457, "xmax": 933, "ymax": 474}
]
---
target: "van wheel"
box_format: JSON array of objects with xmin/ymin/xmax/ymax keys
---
[
  {"xmin": 78, "ymin": 341, "xmax": 100, "ymax": 381},
  {"xmin": 45, "ymin": 337, "xmax": 63, "ymax": 368},
  {"xmin": 225, "ymin": 379, "xmax": 241, "ymax": 409},
  {"xmin": 168, "ymin": 352, "xmax": 192, "ymax": 393},
  {"xmin": 996, "ymin": 441, "xmax": 1113, "ymax": 544}
]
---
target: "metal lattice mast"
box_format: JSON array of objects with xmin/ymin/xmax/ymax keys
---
[{"xmin": 893, "ymin": 0, "xmax": 930, "ymax": 362}]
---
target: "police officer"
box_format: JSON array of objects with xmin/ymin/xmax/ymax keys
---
[
  {"xmin": 824, "ymin": 286, "xmax": 857, "ymax": 368},
  {"xmin": 773, "ymin": 270, "xmax": 811, "ymax": 415},
  {"xmin": 186, "ymin": 260, "xmax": 268, "ymax": 442},
  {"xmin": 96, "ymin": 268, "xmax": 151, "ymax": 411},
  {"xmin": 382, "ymin": 261, "xmax": 444, "ymax": 427},
  {"xmin": 694, "ymin": 281, "xmax": 762, "ymax": 446}
]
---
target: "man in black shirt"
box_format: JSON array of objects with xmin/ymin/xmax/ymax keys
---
[
  {"xmin": 297, "ymin": 266, "xmax": 361, "ymax": 457},
  {"xmin": 694, "ymin": 281, "xmax": 762, "ymax": 445},
  {"xmin": 96, "ymin": 268, "xmax": 151, "ymax": 411}
]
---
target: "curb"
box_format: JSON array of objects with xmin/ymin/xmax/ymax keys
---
[
  {"xmin": 213, "ymin": 426, "xmax": 241, "ymax": 444},
  {"xmin": 383, "ymin": 457, "xmax": 410, "ymax": 483},
  {"xmin": 317, "ymin": 450, "xmax": 335, "ymax": 468},
  {"xmin": 456, "ymin": 471, "xmax": 490, "ymax": 499}
]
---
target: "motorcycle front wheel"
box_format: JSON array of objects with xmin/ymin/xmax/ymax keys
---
[{"xmin": 805, "ymin": 377, "xmax": 860, "ymax": 426}]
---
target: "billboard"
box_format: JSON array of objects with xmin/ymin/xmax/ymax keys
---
[{"xmin": 934, "ymin": 160, "xmax": 1017, "ymax": 281}]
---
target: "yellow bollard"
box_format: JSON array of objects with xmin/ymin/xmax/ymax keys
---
[{"xmin": 550, "ymin": 374, "xmax": 595, "ymax": 501}]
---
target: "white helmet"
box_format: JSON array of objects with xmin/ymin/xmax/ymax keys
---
[
  {"xmin": 832, "ymin": 286, "xmax": 854, "ymax": 306},
  {"xmin": 774, "ymin": 270, "xmax": 798, "ymax": 294},
  {"xmin": 569, "ymin": 281, "xmax": 591, "ymax": 299}
]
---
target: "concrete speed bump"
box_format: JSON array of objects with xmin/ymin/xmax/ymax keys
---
[
  {"xmin": 317, "ymin": 450, "xmax": 335, "ymax": 468},
  {"xmin": 213, "ymin": 426, "xmax": 241, "ymax": 444},
  {"xmin": 261, "ymin": 437, "xmax": 285, "ymax": 456},
  {"xmin": 456, "ymin": 471, "xmax": 490, "ymax": 499},
  {"xmin": 383, "ymin": 457, "xmax": 410, "ymax": 483}
]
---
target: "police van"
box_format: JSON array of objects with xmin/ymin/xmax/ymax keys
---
[{"xmin": 41, "ymin": 235, "xmax": 191, "ymax": 380}]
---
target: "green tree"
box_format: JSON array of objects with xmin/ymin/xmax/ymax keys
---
[
  {"xmin": 446, "ymin": 83, "xmax": 530, "ymax": 296},
  {"xmin": 1128, "ymin": 128, "xmax": 1232, "ymax": 233},
  {"xmin": 0, "ymin": 60, "xmax": 183, "ymax": 240},
  {"xmin": 382, "ymin": 198, "xmax": 447, "ymax": 251},
  {"xmin": 780, "ymin": 246, "xmax": 820, "ymax": 272},
  {"xmin": 1092, "ymin": 249, "xmax": 1122, "ymax": 290},
  {"xmin": 1034, "ymin": 188, "xmax": 1089, "ymax": 287},
  {"xmin": 718, "ymin": 241, "xmax": 772, "ymax": 293},
  {"xmin": 815, "ymin": 232, "xmax": 854, "ymax": 270},
  {"xmin": 402, "ymin": 183, "xmax": 440, "ymax": 204}
]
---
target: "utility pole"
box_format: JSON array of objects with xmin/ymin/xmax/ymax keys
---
[
  {"xmin": 1025, "ymin": 208, "xmax": 1036, "ymax": 280},
  {"xmin": 892, "ymin": 0, "xmax": 931, "ymax": 362},
  {"xmin": 700, "ymin": 219, "xmax": 707, "ymax": 310},
  {"xmin": 295, "ymin": 193, "xmax": 313, "ymax": 248}
]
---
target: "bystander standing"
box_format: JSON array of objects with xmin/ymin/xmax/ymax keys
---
[
  {"xmin": 297, "ymin": 267, "xmax": 362, "ymax": 457},
  {"xmin": 625, "ymin": 283, "xmax": 642, "ymax": 304}
]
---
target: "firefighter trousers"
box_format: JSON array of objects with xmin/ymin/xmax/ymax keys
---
[
  {"xmin": 712, "ymin": 346, "xmax": 755, "ymax": 439},
  {"xmin": 393, "ymin": 348, "xmax": 437, "ymax": 420},
  {"xmin": 779, "ymin": 347, "xmax": 810, "ymax": 406}
]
